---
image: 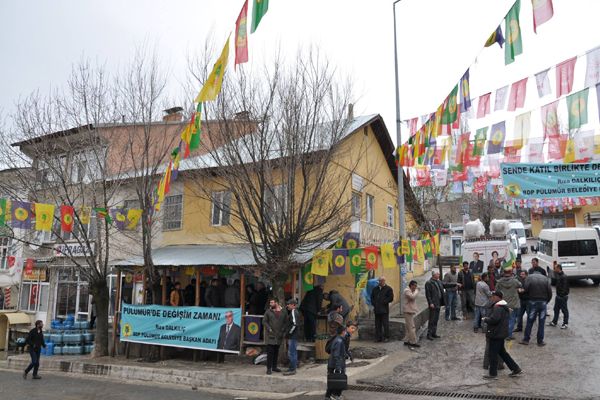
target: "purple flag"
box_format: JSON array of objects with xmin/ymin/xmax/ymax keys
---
[
  {"xmin": 11, "ymin": 201, "xmax": 32, "ymax": 229},
  {"xmin": 332, "ymin": 249, "xmax": 347, "ymax": 275},
  {"xmin": 487, "ymin": 121, "xmax": 506, "ymax": 154},
  {"xmin": 343, "ymin": 232, "xmax": 360, "ymax": 249},
  {"xmin": 460, "ymin": 69, "xmax": 471, "ymax": 112},
  {"xmin": 393, "ymin": 242, "xmax": 404, "ymax": 265}
]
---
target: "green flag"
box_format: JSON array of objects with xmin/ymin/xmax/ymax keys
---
[
  {"xmin": 567, "ymin": 88, "xmax": 589, "ymax": 129},
  {"xmin": 190, "ymin": 103, "xmax": 202, "ymax": 151},
  {"xmin": 302, "ymin": 264, "xmax": 313, "ymax": 291},
  {"xmin": 505, "ymin": 0, "xmax": 523, "ymax": 65},
  {"xmin": 0, "ymin": 198, "xmax": 7, "ymax": 225},
  {"xmin": 251, "ymin": 0, "xmax": 269, "ymax": 33},
  {"xmin": 473, "ymin": 127, "xmax": 487, "ymax": 156},
  {"xmin": 93, "ymin": 207, "xmax": 113, "ymax": 225},
  {"xmin": 441, "ymin": 85, "xmax": 458, "ymax": 124},
  {"xmin": 349, "ymin": 249, "xmax": 363, "ymax": 274}
]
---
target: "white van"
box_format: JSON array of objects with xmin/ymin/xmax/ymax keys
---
[
  {"xmin": 537, "ymin": 228, "xmax": 600, "ymax": 285},
  {"xmin": 508, "ymin": 221, "xmax": 528, "ymax": 254}
]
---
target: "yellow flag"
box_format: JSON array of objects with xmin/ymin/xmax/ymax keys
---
[
  {"xmin": 563, "ymin": 137, "xmax": 575, "ymax": 163},
  {"xmin": 180, "ymin": 122, "xmax": 193, "ymax": 147},
  {"xmin": 311, "ymin": 249, "xmax": 331, "ymax": 276},
  {"xmin": 78, "ymin": 206, "xmax": 91, "ymax": 225},
  {"xmin": 195, "ymin": 36, "xmax": 230, "ymax": 102},
  {"xmin": 34, "ymin": 203, "xmax": 55, "ymax": 232},
  {"xmin": 432, "ymin": 233, "xmax": 440, "ymax": 256},
  {"xmin": 126, "ymin": 209, "xmax": 142, "ymax": 230},
  {"xmin": 416, "ymin": 240, "xmax": 425, "ymax": 262},
  {"xmin": 401, "ymin": 239, "xmax": 410, "ymax": 255},
  {"xmin": 380, "ymin": 243, "xmax": 396, "ymax": 269}
]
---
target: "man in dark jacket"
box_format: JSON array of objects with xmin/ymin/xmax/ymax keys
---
[
  {"xmin": 370, "ymin": 276, "xmax": 394, "ymax": 342},
  {"xmin": 520, "ymin": 271, "xmax": 552, "ymax": 346},
  {"xmin": 458, "ymin": 262, "xmax": 476, "ymax": 319},
  {"xmin": 326, "ymin": 290, "xmax": 351, "ymax": 320},
  {"xmin": 514, "ymin": 270, "xmax": 528, "ymax": 332},
  {"xmin": 284, "ymin": 299, "xmax": 301, "ymax": 375},
  {"xmin": 23, "ymin": 320, "xmax": 46, "ymax": 379},
  {"xmin": 205, "ymin": 279, "xmax": 223, "ymax": 307},
  {"xmin": 425, "ymin": 271, "xmax": 459, "ymax": 340},
  {"xmin": 300, "ymin": 284, "xmax": 323, "ymax": 342},
  {"xmin": 549, "ymin": 263, "xmax": 569, "ymax": 329},
  {"xmin": 482, "ymin": 291, "xmax": 522, "ymax": 379},
  {"xmin": 263, "ymin": 298, "xmax": 287, "ymax": 375},
  {"xmin": 325, "ymin": 325, "xmax": 347, "ymax": 399},
  {"xmin": 528, "ymin": 257, "xmax": 547, "ymax": 276}
]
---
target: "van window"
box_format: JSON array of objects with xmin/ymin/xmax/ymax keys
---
[
  {"xmin": 557, "ymin": 240, "xmax": 599, "ymax": 257},
  {"xmin": 510, "ymin": 228, "xmax": 525, "ymax": 238},
  {"xmin": 539, "ymin": 239, "xmax": 553, "ymax": 256}
]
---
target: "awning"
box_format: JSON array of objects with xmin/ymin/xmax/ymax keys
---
[
  {"xmin": 0, "ymin": 311, "xmax": 32, "ymax": 325},
  {"xmin": 112, "ymin": 242, "xmax": 332, "ymax": 268}
]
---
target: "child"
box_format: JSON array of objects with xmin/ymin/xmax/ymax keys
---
[{"xmin": 325, "ymin": 325, "xmax": 347, "ymax": 400}]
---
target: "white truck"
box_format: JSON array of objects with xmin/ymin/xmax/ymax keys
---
[
  {"xmin": 460, "ymin": 219, "xmax": 520, "ymax": 274},
  {"xmin": 507, "ymin": 220, "xmax": 528, "ymax": 254}
]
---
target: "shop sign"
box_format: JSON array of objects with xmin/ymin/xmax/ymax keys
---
[
  {"xmin": 54, "ymin": 242, "xmax": 95, "ymax": 257},
  {"xmin": 23, "ymin": 267, "xmax": 47, "ymax": 282}
]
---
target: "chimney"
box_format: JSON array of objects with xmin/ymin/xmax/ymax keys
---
[
  {"xmin": 347, "ymin": 103, "xmax": 354, "ymax": 121},
  {"xmin": 162, "ymin": 106, "xmax": 184, "ymax": 122}
]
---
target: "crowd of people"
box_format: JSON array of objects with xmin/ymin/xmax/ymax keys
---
[{"xmin": 411, "ymin": 255, "xmax": 569, "ymax": 380}]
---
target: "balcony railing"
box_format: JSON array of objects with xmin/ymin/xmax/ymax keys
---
[{"xmin": 351, "ymin": 220, "xmax": 398, "ymax": 246}]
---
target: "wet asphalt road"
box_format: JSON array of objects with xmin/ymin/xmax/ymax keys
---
[{"xmin": 364, "ymin": 275, "xmax": 600, "ymax": 400}]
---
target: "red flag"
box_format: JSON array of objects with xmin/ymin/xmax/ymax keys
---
[
  {"xmin": 234, "ymin": 0, "xmax": 249, "ymax": 68},
  {"xmin": 504, "ymin": 142, "xmax": 522, "ymax": 163},
  {"xmin": 25, "ymin": 258, "xmax": 35, "ymax": 275},
  {"xmin": 548, "ymin": 134, "xmax": 567, "ymax": 160},
  {"xmin": 532, "ymin": 0, "xmax": 554, "ymax": 33},
  {"xmin": 556, "ymin": 57, "xmax": 577, "ymax": 98},
  {"xmin": 452, "ymin": 104, "xmax": 461, "ymax": 130},
  {"xmin": 364, "ymin": 246, "xmax": 378, "ymax": 270},
  {"xmin": 540, "ymin": 101, "xmax": 559, "ymax": 139},
  {"xmin": 507, "ymin": 78, "xmax": 528, "ymax": 111},
  {"xmin": 476, "ymin": 93, "xmax": 491, "ymax": 118},
  {"xmin": 60, "ymin": 205, "xmax": 75, "ymax": 233},
  {"xmin": 415, "ymin": 166, "xmax": 432, "ymax": 186},
  {"xmin": 452, "ymin": 169, "xmax": 468, "ymax": 182}
]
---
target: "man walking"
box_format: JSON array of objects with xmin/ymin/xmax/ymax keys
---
[
  {"xmin": 474, "ymin": 272, "xmax": 492, "ymax": 333},
  {"xmin": 284, "ymin": 299, "xmax": 301, "ymax": 375},
  {"xmin": 548, "ymin": 263, "xmax": 569, "ymax": 329},
  {"xmin": 425, "ymin": 271, "xmax": 445, "ymax": 340},
  {"xmin": 263, "ymin": 298, "xmax": 287, "ymax": 374},
  {"xmin": 458, "ymin": 262, "xmax": 476, "ymax": 319},
  {"xmin": 371, "ymin": 276, "xmax": 394, "ymax": 342},
  {"xmin": 482, "ymin": 291, "xmax": 523, "ymax": 380},
  {"xmin": 520, "ymin": 270, "xmax": 552, "ymax": 346},
  {"xmin": 403, "ymin": 280, "xmax": 420, "ymax": 348},
  {"xmin": 23, "ymin": 320, "xmax": 46, "ymax": 379},
  {"xmin": 495, "ymin": 267, "xmax": 522, "ymax": 340},
  {"xmin": 443, "ymin": 265, "xmax": 460, "ymax": 321}
]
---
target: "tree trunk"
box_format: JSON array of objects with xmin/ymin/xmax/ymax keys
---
[{"xmin": 90, "ymin": 279, "xmax": 110, "ymax": 357}]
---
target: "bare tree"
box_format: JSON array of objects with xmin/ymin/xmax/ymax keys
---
[
  {"xmin": 412, "ymin": 184, "xmax": 452, "ymax": 230},
  {"xmin": 0, "ymin": 61, "xmax": 126, "ymax": 357},
  {"xmin": 187, "ymin": 49, "xmax": 366, "ymax": 293}
]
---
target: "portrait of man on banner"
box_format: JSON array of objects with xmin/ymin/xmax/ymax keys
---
[{"xmin": 217, "ymin": 310, "xmax": 242, "ymax": 351}]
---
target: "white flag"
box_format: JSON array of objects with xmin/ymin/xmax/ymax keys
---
[
  {"xmin": 535, "ymin": 68, "xmax": 552, "ymax": 97},
  {"xmin": 433, "ymin": 169, "xmax": 448, "ymax": 187},
  {"xmin": 526, "ymin": 138, "xmax": 545, "ymax": 163},
  {"xmin": 514, "ymin": 112, "xmax": 531, "ymax": 147},
  {"xmin": 574, "ymin": 130, "xmax": 595, "ymax": 161},
  {"xmin": 495, "ymin": 85, "xmax": 508, "ymax": 111},
  {"xmin": 584, "ymin": 46, "xmax": 600, "ymax": 87}
]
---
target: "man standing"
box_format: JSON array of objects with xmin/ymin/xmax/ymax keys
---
[
  {"xmin": 284, "ymin": 299, "xmax": 301, "ymax": 375},
  {"xmin": 520, "ymin": 270, "xmax": 552, "ymax": 346},
  {"xmin": 474, "ymin": 272, "xmax": 492, "ymax": 333},
  {"xmin": 514, "ymin": 270, "xmax": 528, "ymax": 332},
  {"xmin": 170, "ymin": 282, "xmax": 183, "ymax": 307},
  {"xmin": 495, "ymin": 268, "xmax": 522, "ymax": 340},
  {"xmin": 326, "ymin": 290, "xmax": 351, "ymax": 321},
  {"xmin": 23, "ymin": 320, "xmax": 46, "ymax": 379},
  {"xmin": 469, "ymin": 252, "xmax": 484, "ymax": 274},
  {"xmin": 370, "ymin": 276, "xmax": 394, "ymax": 342},
  {"xmin": 482, "ymin": 291, "xmax": 523, "ymax": 380},
  {"xmin": 425, "ymin": 271, "xmax": 445, "ymax": 340},
  {"xmin": 443, "ymin": 265, "xmax": 460, "ymax": 321},
  {"xmin": 458, "ymin": 262, "xmax": 475, "ymax": 319},
  {"xmin": 528, "ymin": 257, "xmax": 547, "ymax": 276},
  {"xmin": 403, "ymin": 280, "xmax": 420, "ymax": 348},
  {"xmin": 263, "ymin": 298, "xmax": 287, "ymax": 375},
  {"xmin": 548, "ymin": 263, "xmax": 569, "ymax": 329},
  {"xmin": 299, "ymin": 284, "xmax": 323, "ymax": 342}
]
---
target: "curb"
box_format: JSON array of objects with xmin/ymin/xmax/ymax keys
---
[{"xmin": 6, "ymin": 356, "xmax": 327, "ymax": 393}]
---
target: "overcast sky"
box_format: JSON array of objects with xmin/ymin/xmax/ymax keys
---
[{"xmin": 1, "ymin": 0, "xmax": 600, "ymax": 145}]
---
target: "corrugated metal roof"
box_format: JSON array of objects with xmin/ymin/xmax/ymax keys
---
[{"xmin": 112, "ymin": 242, "xmax": 330, "ymax": 268}]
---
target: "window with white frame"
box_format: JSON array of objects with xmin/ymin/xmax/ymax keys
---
[
  {"xmin": 366, "ymin": 194, "xmax": 374, "ymax": 223},
  {"xmin": 351, "ymin": 192, "xmax": 361, "ymax": 219},
  {"xmin": 264, "ymin": 184, "xmax": 287, "ymax": 222},
  {"xmin": 69, "ymin": 150, "xmax": 105, "ymax": 184},
  {"xmin": 0, "ymin": 237, "xmax": 12, "ymax": 270},
  {"xmin": 162, "ymin": 194, "xmax": 183, "ymax": 231},
  {"xmin": 386, "ymin": 204, "xmax": 394, "ymax": 228},
  {"xmin": 19, "ymin": 282, "xmax": 50, "ymax": 313},
  {"xmin": 211, "ymin": 191, "xmax": 231, "ymax": 226}
]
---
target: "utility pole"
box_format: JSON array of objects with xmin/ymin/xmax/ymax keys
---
[{"xmin": 393, "ymin": 0, "xmax": 406, "ymax": 313}]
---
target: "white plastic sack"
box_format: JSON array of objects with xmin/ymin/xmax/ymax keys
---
[
  {"xmin": 490, "ymin": 219, "xmax": 509, "ymax": 236},
  {"xmin": 464, "ymin": 219, "xmax": 485, "ymax": 239}
]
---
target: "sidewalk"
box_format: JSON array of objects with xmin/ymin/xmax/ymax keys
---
[{"xmin": 2, "ymin": 340, "xmax": 401, "ymax": 394}]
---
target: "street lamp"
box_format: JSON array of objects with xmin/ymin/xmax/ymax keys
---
[{"xmin": 393, "ymin": 0, "xmax": 406, "ymax": 313}]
